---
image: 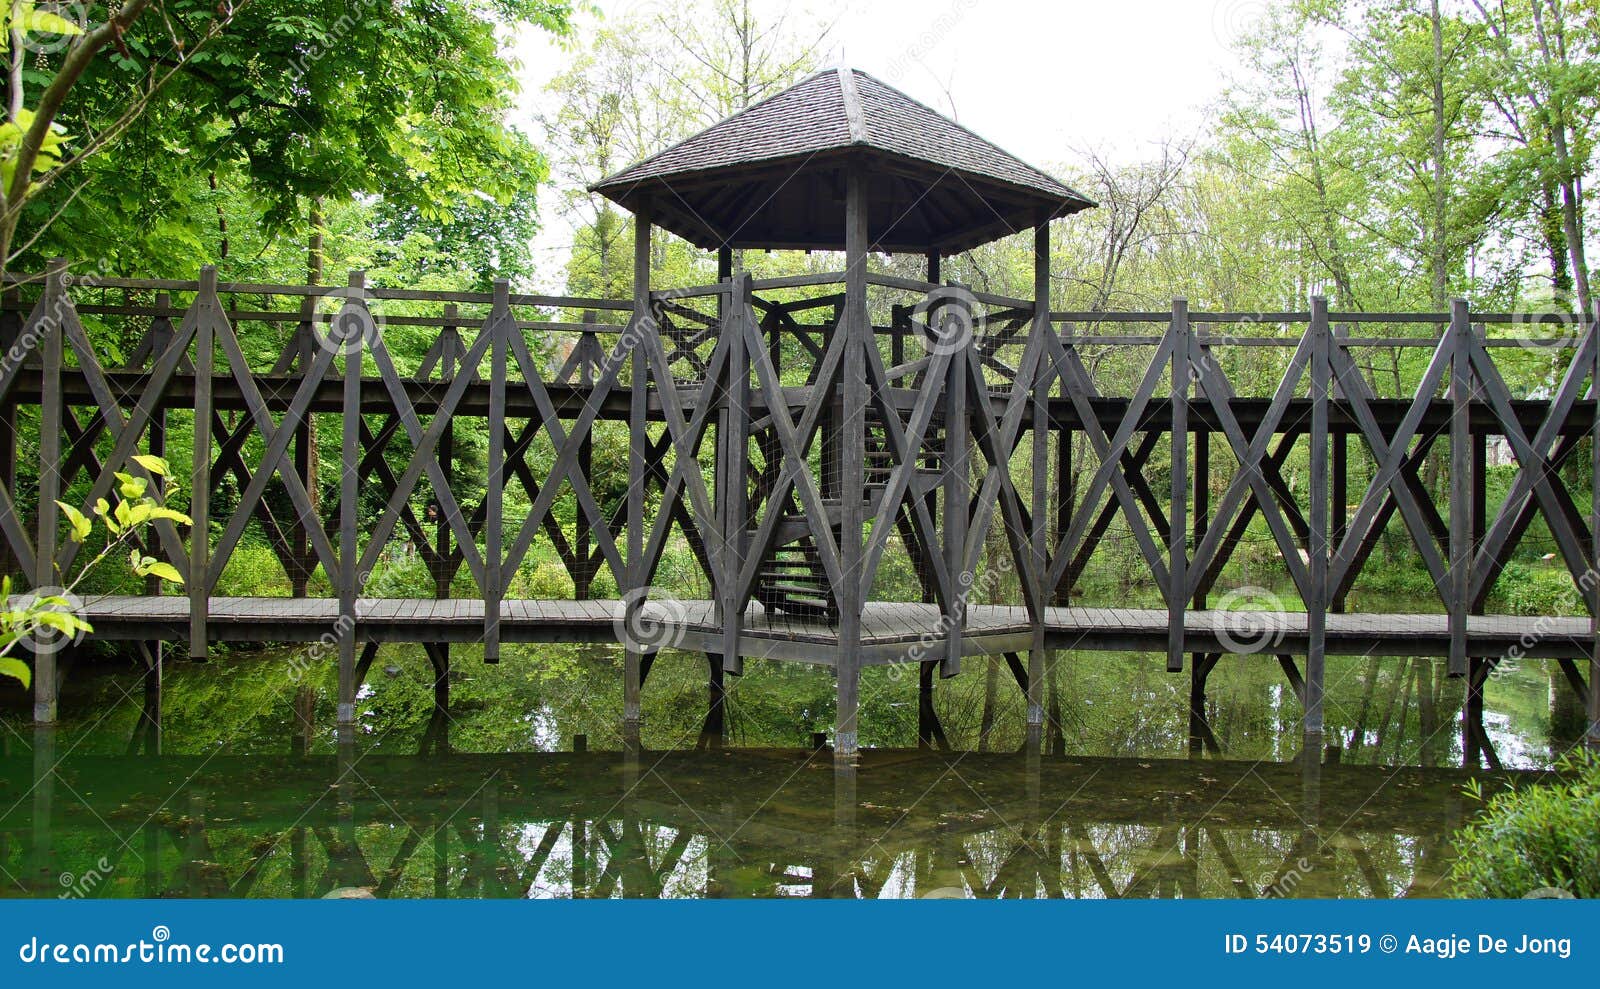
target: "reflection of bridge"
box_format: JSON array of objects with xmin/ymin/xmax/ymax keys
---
[
  {"xmin": 1, "ymin": 734, "xmax": 1544, "ymax": 899},
  {"xmin": 2, "ymin": 68, "xmax": 1597, "ymax": 758}
]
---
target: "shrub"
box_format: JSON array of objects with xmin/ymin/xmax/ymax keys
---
[
  {"xmin": 1450, "ymin": 752, "xmax": 1600, "ymax": 898},
  {"xmin": 1489, "ymin": 562, "xmax": 1583, "ymax": 616},
  {"xmin": 213, "ymin": 543, "xmax": 290, "ymax": 597}
]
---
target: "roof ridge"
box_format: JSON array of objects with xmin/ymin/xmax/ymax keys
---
[
  {"xmin": 836, "ymin": 66, "xmax": 869, "ymax": 144},
  {"xmin": 847, "ymin": 68, "xmax": 1092, "ymax": 203}
]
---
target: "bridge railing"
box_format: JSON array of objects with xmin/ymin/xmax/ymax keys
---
[{"xmin": 2, "ymin": 266, "xmax": 1596, "ymax": 702}]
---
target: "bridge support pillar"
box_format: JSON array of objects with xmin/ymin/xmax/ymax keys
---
[
  {"xmin": 917, "ymin": 660, "xmax": 947, "ymax": 749},
  {"xmin": 704, "ymin": 652, "xmax": 726, "ymax": 747},
  {"xmin": 1188, "ymin": 653, "xmax": 1221, "ymax": 755}
]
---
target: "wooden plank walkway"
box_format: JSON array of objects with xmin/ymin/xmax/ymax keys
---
[{"xmin": 68, "ymin": 596, "xmax": 1592, "ymax": 663}]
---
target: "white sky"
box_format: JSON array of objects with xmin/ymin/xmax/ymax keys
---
[{"xmin": 510, "ymin": 0, "xmax": 1245, "ymax": 289}]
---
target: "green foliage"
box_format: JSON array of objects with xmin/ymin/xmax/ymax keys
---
[
  {"xmin": 1450, "ymin": 752, "xmax": 1600, "ymax": 898},
  {"xmin": 0, "ymin": 455, "xmax": 188, "ymax": 687},
  {"xmin": 15, "ymin": 1, "xmax": 574, "ymax": 283},
  {"xmin": 214, "ymin": 544, "xmax": 294, "ymax": 599},
  {"xmin": 1489, "ymin": 562, "xmax": 1584, "ymax": 616}
]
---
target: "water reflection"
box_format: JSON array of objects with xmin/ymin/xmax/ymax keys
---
[
  {"xmin": 0, "ymin": 719, "xmax": 1544, "ymax": 899},
  {"xmin": 0, "ymin": 645, "xmax": 1582, "ymax": 899}
]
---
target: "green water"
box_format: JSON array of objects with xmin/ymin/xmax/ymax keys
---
[{"xmin": 0, "ymin": 644, "xmax": 1584, "ymax": 898}]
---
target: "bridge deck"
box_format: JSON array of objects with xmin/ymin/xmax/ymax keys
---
[{"xmin": 71, "ymin": 596, "xmax": 1591, "ymax": 663}]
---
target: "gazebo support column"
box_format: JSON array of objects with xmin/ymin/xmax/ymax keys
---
[
  {"xmin": 835, "ymin": 164, "xmax": 869, "ymax": 763},
  {"xmin": 624, "ymin": 206, "xmax": 652, "ymax": 745},
  {"xmin": 1027, "ymin": 222, "xmax": 1050, "ymax": 743}
]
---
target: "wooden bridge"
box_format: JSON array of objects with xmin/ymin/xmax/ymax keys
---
[{"xmin": 2, "ymin": 68, "xmax": 1598, "ymax": 759}]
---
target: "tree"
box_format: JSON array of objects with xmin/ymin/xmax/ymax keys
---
[
  {"xmin": 11, "ymin": 1, "xmax": 574, "ymax": 282},
  {"xmin": 1467, "ymin": 0, "xmax": 1597, "ymax": 313},
  {"xmin": 2, "ymin": 1, "xmax": 239, "ymax": 279}
]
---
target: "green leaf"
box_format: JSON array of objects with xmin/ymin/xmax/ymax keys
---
[
  {"xmin": 17, "ymin": 9, "xmax": 85, "ymax": 37},
  {"xmin": 55, "ymin": 501, "xmax": 92, "ymax": 541},
  {"xmin": 0, "ymin": 657, "xmax": 29, "ymax": 688},
  {"xmin": 130, "ymin": 454, "xmax": 170, "ymax": 477},
  {"xmin": 140, "ymin": 561, "xmax": 184, "ymax": 585}
]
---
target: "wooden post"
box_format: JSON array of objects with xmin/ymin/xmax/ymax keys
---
[
  {"xmin": 941, "ymin": 288, "xmax": 968, "ymax": 680},
  {"xmin": 720, "ymin": 273, "xmax": 750, "ymax": 673},
  {"xmin": 1590, "ymin": 299, "xmax": 1600, "ymax": 750},
  {"xmin": 483, "ymin": 280, "xmax": 509, "ymax": 663},
  {"xmin": 1027, "ymin": 223, "xmax": 1050, "ymax": 733},
  {"xmin": 146, "ymin": 294, "xmax": 171, "ymax": 597},
  {"xmin": 337, "ymin": 271, "xmax": 364, "ymax": 727},
  {"xmin": 624, "ymin": 206, "xmax": 652, "ymax": 741},
  {"xmin": 189, "ymin": 265, "xmax": 216, "ymax": 666},
  {"xmin": 1447, "ymin": 299, "xmax": 1472, "ymax": 678},
  {"xmin": 291, "ymin": 296, "xmax": 315, "ymax": 598},
  {"xmin": 32, "ymin": 260, "xmax": 66, "ymax": 723},
  {"xmin": 1166, "ymin": 299, "xmax": 1188, "ymax": 673},
  {"xmin": 1306, "ymin": 298, "xmax": 1332, "ymax": 736},
  {"xmin": 836, "ymin": 164, "xmax": 868, "ymax": 762},
  {"xmin": 1331, "ymin": 418, "xmax": 1348, "ymax": 613},
  {"xmin": 435, "ymin": 303, "xmax": 459, "ymax": 599}
]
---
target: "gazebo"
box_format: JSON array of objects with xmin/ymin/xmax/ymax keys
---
[{"xmin": 591, "ymin": 67, "xmax": 1093, "ymax": 759}]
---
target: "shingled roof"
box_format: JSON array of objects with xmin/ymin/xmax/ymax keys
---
[{"xmin": 590, "ymin": 67, "xmax": 1095, "ymax": 254}]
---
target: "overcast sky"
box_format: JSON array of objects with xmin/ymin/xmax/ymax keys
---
[{"xmin": 511, "ymin": 0, "xmax": 1247, "ymax": 288}]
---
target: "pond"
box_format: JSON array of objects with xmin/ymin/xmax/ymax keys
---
[{"xmin": 0, "ymin": 642, "xmax": 1583, "ymax": 898}]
